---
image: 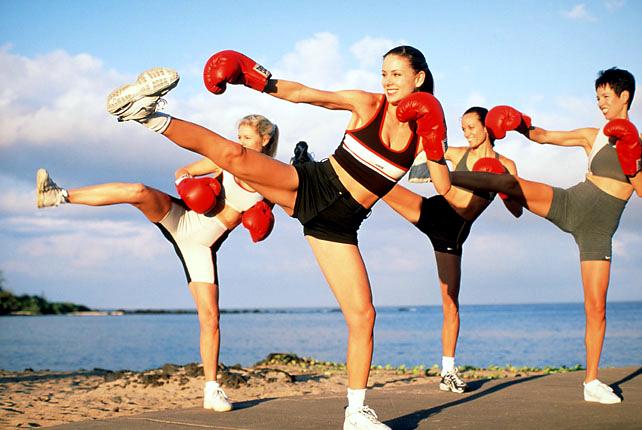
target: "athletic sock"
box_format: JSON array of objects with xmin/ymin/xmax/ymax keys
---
[
  {"xmin": 139, "ymin": 112, "xmax": 172, "ymax": 134},
  {"xmin": 347, "ymin": 388, "xmax": 366, "ymax": 413},
  {"xmin": 441, "ymin": 356, "xmax": 455, "ymax": 376}
]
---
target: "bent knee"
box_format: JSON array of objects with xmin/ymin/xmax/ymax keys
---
[
  {"xmin": 442, "ymin": 301, "xmax": 460, "ymax": 320},
  {"xmin": 345, "ymin": 305, "xmax": 376, "ymax": 331},
  {"xmin": 221, "ymin": 144, "xmax": 250, "ymax": 173},
  {"xmin": 197, "ymin": 307, "xmax": 220, "ymax": 330},
  {"xmin": 584, "ymin": 301, "xmax": 606, "ymax": 319}
]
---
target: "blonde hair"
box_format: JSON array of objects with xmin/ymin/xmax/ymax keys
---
[{"xmin": 238, "ymin": 114, "xmax": 279, "ymax": 157}]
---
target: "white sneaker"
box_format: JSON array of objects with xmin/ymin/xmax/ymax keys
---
[
  {"xmin": 344, "ymin": 406, "xmax": 390, "ymax": 430},
  {"xmin": 106, "ymin": 67, "xmax": 179, "ymax": 126},
  {"xmin": 583, "ymin": 380, "xmax": 621, "ymax": 404},
  {"xmin": 203, "ymin": 385, "xmax": 232, "ymax": 412},
  {"xmin": 36, "ymin": 169, "xmax": 67, "ymax": 208}
]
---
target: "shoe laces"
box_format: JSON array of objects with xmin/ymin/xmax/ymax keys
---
[
  {"xmin": 155, "ymin": 97, "xmax": 168, "ymax": 111},
  {"xmin": 206, "ymin": 386, "xmax": 228, "ymax": 401},
  {"xmin": 592, "ymin": 382, "xmax": 613, "ymax": 394},
  {"xmin": 585, "ymin": 380, "xmax": 613, "ymax": 393},
  {"xmin": 444, "ymin": 369, "xmax": 466, "ymax": 386},
  {"xmin": 116, "ymin": 97, "xmax": 167, "ymax": 122},
  {"xmin": 42, "ymin": 177, "xmax": 60, "ymax": 193},
  {"xmin": 357, "ymin": 406, "xmax": 380, "ymax": 423}
]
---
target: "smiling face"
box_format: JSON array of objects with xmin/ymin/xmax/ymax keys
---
[
  {"xmin": 381, "ymin": 54, "xmax": 425, "ymax": 105},
  {"xmin": 237, "ymin": 123, "xmax": 268, "ymax": 152},
  {"xmin": 596, "ymin": 84, "xmax": 629, "ymax": 120},
  {"xmin": 461, "ymin": 112, "xmax": 489, "ymax": 149}
]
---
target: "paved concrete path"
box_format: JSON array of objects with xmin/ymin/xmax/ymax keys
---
[{"xmin": 51, "ymin": 366, "xmax": 642, "ymax": 429}]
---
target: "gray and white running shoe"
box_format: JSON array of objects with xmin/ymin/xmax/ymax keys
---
[
  {"xmin": 439, "ymin": 368, "xmax": 469, "ymax": 393},
  {"xmin": 106, "ymin": 67, "xmax": 179, "ymax": 122},
  {"xmin": 36, "ymin": 168, "xmax": 67, "ymax": 208}
]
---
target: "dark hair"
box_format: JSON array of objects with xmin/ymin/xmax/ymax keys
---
[
  {"xmin": 384, "ymin": 45, "xmax": 434, "ymax": 94},
  {"xmin": 595, "ymin": 67, "xmax": 635, "ymax": 110},
  {"xmin": 463, "ymin": 106, "xmax": 488, "ymax": 124},
  {"xmin": 290, "ymin": 141, "xmax": 314, "ymax": 166}
]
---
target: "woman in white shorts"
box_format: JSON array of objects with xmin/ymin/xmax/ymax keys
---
[{"xmin": 36, "ymin": 114, "xmax": 278, "ymax": 412}]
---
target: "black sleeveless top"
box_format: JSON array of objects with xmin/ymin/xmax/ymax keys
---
[
  {"xmin": 454, "ymin": 150, "xmax": 497, "ymax": 201},
  {"xmin": 333, "ymin": 96, "xmax": 420, "ymax": 197}
]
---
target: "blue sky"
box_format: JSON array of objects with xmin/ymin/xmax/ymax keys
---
[{"xmin": 1, "ymin": 0, "xmax": 641, "ymax": 309}]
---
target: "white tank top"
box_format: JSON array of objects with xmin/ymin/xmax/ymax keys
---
[{"xmin": 221, "ymin": 171, "xmax": 262, "ymax": 212}]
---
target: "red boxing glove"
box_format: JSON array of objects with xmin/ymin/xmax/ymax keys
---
[
  {"xmin": 604, "ymin": 119, "xmax": 642, "ymax": 177},
  {"xmin": 485, "ymin": 105, "xmax": 532, "ymax": 140},
  {"xmin": 396, "ymin": 92, "xmax": 447, "ymax": 161},
  {"xmin": 176, "ymin": 176, "xmax": 221, "ymax": 214},
  {"xmin": 472, "ymin": 157, "xmax": 508, "ymax": 199},
  {"xmin": 242, "ymin": 200, "xmax": 275, "ymax": 243},
  {"xmin": 203, "ymin": 50, "xmax": 271, "ymax": 94}
]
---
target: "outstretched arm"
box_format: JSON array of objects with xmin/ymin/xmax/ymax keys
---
[
  {"xmin": 528, "ymin": 127, "xmax": 597, "ymax": 152},
  {"xmin": 485, "ymin": 105, "xmax": 597, "ymax": 152},
  {"xmin": 265, "ymin": 80, "xmax": 376, "ymax": 112},
  {"xmin": 203, "ymin": 49, "xmax": 378, "ymax": 117},
  {"xmin": 175, "ymin": 157, "xmax": 223, "ymax": 180}
]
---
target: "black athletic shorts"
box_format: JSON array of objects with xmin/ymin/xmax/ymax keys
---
[
  {"xmin": 414, "ymin": 195, "xmax": 473, "ymax": 256},
  {"xmin": 292, "ymin": 160, "xmax": 370, "ymax": 245}
]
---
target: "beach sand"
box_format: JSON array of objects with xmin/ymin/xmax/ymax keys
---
[{"xmin": 0, "ymin": 353, "xmax": 575, "ymax": 429}]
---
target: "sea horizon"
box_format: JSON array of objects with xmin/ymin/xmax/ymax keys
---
[{"xmin": 35, "ymin": 299, "xmax": 642, "ymax": 314}]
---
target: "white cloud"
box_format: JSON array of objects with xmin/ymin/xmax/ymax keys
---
[
  {"xmin": 274, "ymin": 32, "xmax": 343, "ymax": 88},
  {"xmin": 349, "ymin": 36, "xmax": 407, "ymax": 69},
  {"xmin": 4, "ymin": 214, "xmax": 167, "ymax": 274},
  {"xmin": 0, "ymin": 45, "xmax": 127, "ymax": 148},
  {"xmin": 605, "ymin": 0, "xmax": 625, "ymax": 11},
  {"xmin": 563, "ymin": 4, "xmax": 597, "ymax": 21},
  {"xmin": 0, "ymin": 173, "xmax": 37, "ymax": 213}
]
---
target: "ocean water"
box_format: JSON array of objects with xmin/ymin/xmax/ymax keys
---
[{"xmin": 1, "ymin": 302, "xmax": 641, "ymax": 371}]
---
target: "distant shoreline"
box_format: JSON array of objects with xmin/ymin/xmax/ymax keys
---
[{"xmin": 4, "ymin": 301, "xmax": 641, "ymax": 316}]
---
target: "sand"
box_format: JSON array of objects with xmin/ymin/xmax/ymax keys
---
[{"xmin": 0, "ymin": 353, "xmax": 575, "ymax": 429}]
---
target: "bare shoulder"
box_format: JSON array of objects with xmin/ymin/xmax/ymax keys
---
[
  {"xmin": 445, "ymin": 146, "xmax": 467, "ymax": 164},
  {"xmin": 347, "ymin": 92, "xmax": 383, "ymax": 127},
  {"xmin": 497, "ymin": 154, "xmax": 518, "ymax": 173}
]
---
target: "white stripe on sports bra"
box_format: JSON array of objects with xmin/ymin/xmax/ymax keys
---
[{"xmin": 341, "ymin": 133, "xmax": 408, "ymax": 182}]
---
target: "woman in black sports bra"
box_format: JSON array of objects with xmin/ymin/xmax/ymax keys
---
[
  {"xmin": 383, "ymin": 106, "xmax": 522, "ymax": 394},
  {"xmin": 426, "ymin": 68, "xmax": 642, "ymax": 405},
  {"xmin": 106, "ymin": 45, "xmax": 445, "ymax": 429}
]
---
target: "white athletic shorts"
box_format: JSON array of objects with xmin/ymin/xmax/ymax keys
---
[{"xmin": 155, "ymin": 199, "xmax": 229, "ymax": 284}]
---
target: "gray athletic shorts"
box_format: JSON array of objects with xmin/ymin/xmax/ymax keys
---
[{"xmin": 546, "ymin": 180, "xmax": 627, "ymax": 261}]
